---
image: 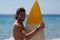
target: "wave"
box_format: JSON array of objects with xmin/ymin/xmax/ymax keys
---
[
  {"xmin": 4, "ymin": 36, "xmax": 14, "ymax": 40},
  {"xmin": 46, "ymin": 38, "xmax": 60, "ymax": 40},
  {"xmin": 52, "ymin": 38, "xmax": 60, "ymax": 40}
]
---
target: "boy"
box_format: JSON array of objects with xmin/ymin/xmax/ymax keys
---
[{"xmin": 13, "ymin": 8, "xmax": 44, "ymax": 40}]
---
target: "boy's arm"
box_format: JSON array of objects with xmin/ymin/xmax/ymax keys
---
[
  {"xmin": 21, "ymin": 27, "xmax": 38, "ymax": 39},
  {"xmin": 21, "ymin": 22, "xmax": 45, "ymax": 39}
]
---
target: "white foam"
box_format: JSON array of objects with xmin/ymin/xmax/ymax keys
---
[
  {"xmin": 52, "ymin": 38, "xmax": 60, "ymax": 40},
  {"xmin": 4, "ymin": 36, "xmax": 14, "ymax": 40}
]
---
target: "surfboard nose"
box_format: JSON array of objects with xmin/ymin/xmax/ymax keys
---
[{"xmin": 26, "ymin": 0, "xmax": 43, "ymax": 24}]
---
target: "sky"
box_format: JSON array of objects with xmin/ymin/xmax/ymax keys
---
[{"xmin": 0, "ymin": 0, "xmax": 60, "ymax": 14}]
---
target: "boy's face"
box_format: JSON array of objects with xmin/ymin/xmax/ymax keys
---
[{"xmin": 18, "ymin": 11, "xmax": 25, "ymax": 21}]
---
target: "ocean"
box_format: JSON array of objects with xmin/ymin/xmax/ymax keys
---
[{"xmin": 0, "ymin": 14, "xmax": 60, "ymax": 40}]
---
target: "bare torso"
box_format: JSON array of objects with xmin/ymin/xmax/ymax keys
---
[{"xmin": 13, "ymin": 22, "xmax": 25, "ymax": 40}]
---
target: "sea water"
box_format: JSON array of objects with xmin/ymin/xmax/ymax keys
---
[{"xmin": 0, "ymin": 14, "xmax": 60, "ymax": 40}]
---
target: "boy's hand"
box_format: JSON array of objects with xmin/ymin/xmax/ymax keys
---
[{"xmin": 37, "ymin": 22, "xmax": 45, "ymax": 31}]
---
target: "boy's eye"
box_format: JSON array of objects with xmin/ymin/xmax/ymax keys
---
[
  {"xmin": 19, "ymin": 14, "xmax": 25, "ymax": 16},
  {"xmin": 20, "ymin": 14, "xmax": 22, "ymax": 15},
  {"xmin": 19, "ymin": 14, "xmax": 22, "ymax": 16}
]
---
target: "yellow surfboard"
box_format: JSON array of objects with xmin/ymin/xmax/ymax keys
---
[{"xmin": 25, "ymin": 0, "xmax": 45, "ymax": 40}]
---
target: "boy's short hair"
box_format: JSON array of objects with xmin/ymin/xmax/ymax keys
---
[{"xmin": 15, "ymin": 7, "xmax": 26, "ymax": 20}]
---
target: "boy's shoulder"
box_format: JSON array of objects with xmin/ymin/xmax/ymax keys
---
[{"xmin": 13, "ymin": 22, "xmax": 23, "ymax": 27}]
